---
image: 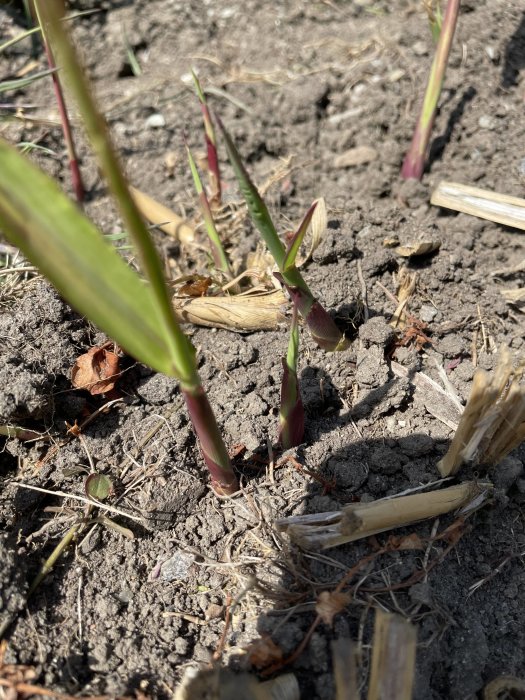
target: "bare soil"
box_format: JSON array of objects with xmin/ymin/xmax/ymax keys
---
[{"xmin": 1, "ymin": 1, "xmax": 525, "ymax": 698}]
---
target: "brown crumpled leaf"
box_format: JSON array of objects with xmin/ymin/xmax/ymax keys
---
[
  {"xmin": 315, "ymin": 590, "xmax": 352, "ymax": 626},
  {"xmin": 71, "ymin": 345, "xmax": 120, "ymax": 395},
  {"xmin": 395, "ymin": 240, "xmax": 441, "ymax": 257},
  {"xmin": 387, "ymin": 533, "xmax": 425, "ymax": 550},
  {"xmin": 246, "ymin": 634, "xmax": 283, "ymax": 669}
]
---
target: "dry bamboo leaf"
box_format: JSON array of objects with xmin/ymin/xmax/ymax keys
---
[
  {"xmin": 298, "ymin": 196, "xmax": 327, "ymax": 267},
  {"xmin": 367, "ymin": 610, "xmax": 416, "ymax": 700},
  {"xmin": 501, "ymin": 287, "xmax": 525, "ymax": 302},
  {"xmin": 276, "ymin": 481, "xmax": 489, "ymax": 550},
  {"xmin": 129, "ymin": 186, "xmax": 195, "ymax": 243},
  {"xmin": 334, "ymin": 146, "xmax": 378, "ymax": 168},
  {"xmin": 71, "ymin": 346, "xmax": 120, "ymax": 395},
  {"xmin": 438, "ymin": 347, "xmax": 525, "ymax": 475},
  {"xmin": 431, "ymin": 181, "xmax": 525, "ymax": 231},
  {"xmin": 395, "ymin": 240, "xmax": 440, "ymax": 257},
  {"xmin": 173, "ymin": 290, "xmax": 287, "ymax": 332}
]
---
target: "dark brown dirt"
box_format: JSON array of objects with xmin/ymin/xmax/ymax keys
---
[{"xmin": 1, "ymin": 1, "xmax": 525, "ymax": 698}]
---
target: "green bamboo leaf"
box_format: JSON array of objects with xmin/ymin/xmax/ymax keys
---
[
  {"xmin": 282, "ymin": 202, "xmax": 318, "ymax": 272},
  {"xmin": 186, "ymin": 143, "xmax": 231, "ymax": 275},
  {"xmin": 216, "ymin": 116, "xmax": 286, "ymax": 268},
  {"xmin": 0, "ymin": 138, "xmax": 176, "ymax": 375}
]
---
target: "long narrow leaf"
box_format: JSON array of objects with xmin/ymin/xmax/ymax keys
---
[
  {"xmin": 0, "ymin": 139, "xmax": 174, "ymax": 376},
  {"xmin": 192, "ymin": 70, "xmax": 221, "ymax": 206},
  {"xmin": 283, "ymin": 202, "xmax": 318, "ymax": 272},
  {"xmin": 216, "ymin": 115, "xmax": 287, "ymax": 269},
  {"xmin": 39, "ymin": 0, "xmax": 196, "ymax": 386},
  {"xmin": 186, "ymin": 143, "xmax": 231, "ymax": 275}
]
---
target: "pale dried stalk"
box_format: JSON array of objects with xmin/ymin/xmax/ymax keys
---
[
  {"xmin": 332, "ymin": 638, "xmax": 359, "ymax": 700},
  {"xmin": 129, "ymin": 186, "xmax": 195, "ymax": 243},
  {"xmin": 431, "ymin": 181, "xmax": 525, "ymax": 231},
  {"xmin": 173, "ymin": 289, "xmax": 287, "ymax": 332},
  {"xmin": 438, "ymin": 348, "xmax": 525, "ymax": 476},
  {"xmin": 174, "ymin": 667, "xmax": 299, "ymax": 700},
  {"xmin": 275, "ymin": 481, "xmax": 486, "ymax": 550},
  {"xmin": 367, "ymin": 609, "xmax": 417, "ymax": 700},
  {"xmin": 501, "ymin": 288, "xmax": 525, "ymax": 302}
]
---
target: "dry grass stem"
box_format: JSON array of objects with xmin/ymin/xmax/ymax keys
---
[
  {"xmin": 438, "ymin": 348, "xmax": 525, "ymax": 476},
  {"xmin": 173, "ymin": 289, "xmax": 287, "ymax": 332},
  {"xmin": 501, "ymin": 287, "xmax": 525, "ymax": 302},
  {"xmin": 431, "ymin": 181, "xmax": 525, "ymax": 231},
  {"xmin": 391, "ymin": 268, "xmax": 417, "ymax": 327},
  {"xmin": 275, "ymin": 481, "xmax": 487, "ymax": 550},
  {"xmin": 129, "ymin": 185, "xmax": 195, "ymax": 244},
  {"xmin": 367, "ymin": 609, "xmax": 416, "ymax": 700},
  {"xmin": 390, "ymin": 361, "xmax": 461, "ymax": 430}
]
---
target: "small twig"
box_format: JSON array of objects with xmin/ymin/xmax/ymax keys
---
[
  {"xmin": 33, "ymin": 1, "xmax": 85, "ymax": 203},
  {"xmin": 213, "ymin": 594, "xmax": 232, "ymax": 661},
  {"xmin": 356, "ymin": 259, "xmax": 369, "ymax": 322},
  {"xmin": 11, "ymin": 482, "xmax": 143, "ymax": 522}
]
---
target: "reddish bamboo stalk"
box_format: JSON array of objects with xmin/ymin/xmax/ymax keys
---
[{"xmin": 401, "ymin": 0, "xmax": 460, "ymax": 180}]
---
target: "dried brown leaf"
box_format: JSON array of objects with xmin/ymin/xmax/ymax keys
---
[
  {"xmin": 246, "ymin": 634, "xmax": 283, "ymax": 669},
  {"xmin": 71, "ymin": 346, "xmax": 120, "ymax": 395},
  {"xmin": 395, "ymin": 240, "xmax": 440, "ymax": 258},
  {"xmin": 315, "ymin": 590, "xmax": 351, "ymax": 626}
]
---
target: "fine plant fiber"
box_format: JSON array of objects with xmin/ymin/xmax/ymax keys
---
[{"xmin": 438, "ymin": 347, "xmax": 525, "ymax": 476}]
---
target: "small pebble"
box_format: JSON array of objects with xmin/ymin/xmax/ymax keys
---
[
  {"xmin": 413, "ymin": 40, "xmax": 428, "ymax": 56},
  {"xmin": 145, "ymin": 113, "xmax": 166, "ymax": 129},
  {"xmin": 485, "ymin": 46, "xmax": 500, "ymax": 62},
  {"xmin": 478, "ymin": 115, "xmax": 497, "ymax": 130},
  {"xmin": 420, "ymin": 304, "xmax": 438, "ymax": 323}
]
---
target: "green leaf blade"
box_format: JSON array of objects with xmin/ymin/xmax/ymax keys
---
[
  {"xmin": 0, "ymin": 139, "xmax": 175, "ymax": 375},
  {"xmin": 283, "ymin": 202, "xmax": 318, "ymax": 272}
]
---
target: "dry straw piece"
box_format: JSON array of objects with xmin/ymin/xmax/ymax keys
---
[
  {"xmin": 174, "ymin": 666, "xmax": 299, "ymax": 700},
  {"xmin": 438, "ymin": 347, "xmax": 525, "ymax": 476},
  {"xmin": 367, "ymin": 609, "xmax": 417, "ymax": 700},
  {"xmin": 431, "ymin": 181, "xmax": 525, "ymax": 231},
  {"xmin": 130, "ymin": 185, "xmax": 195, "ymax": 244},
  {"xmin": 172, "ymin": 289, "xmax": 287, "ymax": 332},
  {"xmin": 276, "ymin": 481, "xmax": 487, "ymax": 550}
]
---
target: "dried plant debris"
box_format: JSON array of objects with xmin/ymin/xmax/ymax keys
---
[
  {"xmin": 174, "ymin": 666, "xmax": 299, "ymax": 700},
  {"xmin": 367, "ymin": 610, "xmax": 417, "ymax": 700},
  {"xmin": 438, "ymin": 347, "xmax": 525, "ymax": 476},
  {"xmin": 394, "ymin": 239, "xmax": 441, "ymax": 258},
  {"xmin": 275, "ymin": 481, "xmax": 489, "ymax": 550},
  {"xmin": 501, "ymin": 287, "xmax": 525, "ymax": 303},
  {"xmin": 71, "ymin": 344, "xmax": 121, "ymax": 395},
  {"xmin": 172, "ymin": 289, "xmax": 287, "ymax": 332},
  {"xmin": 129, "ymin": 185, "xmax": 195, "ymax": 243}
]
